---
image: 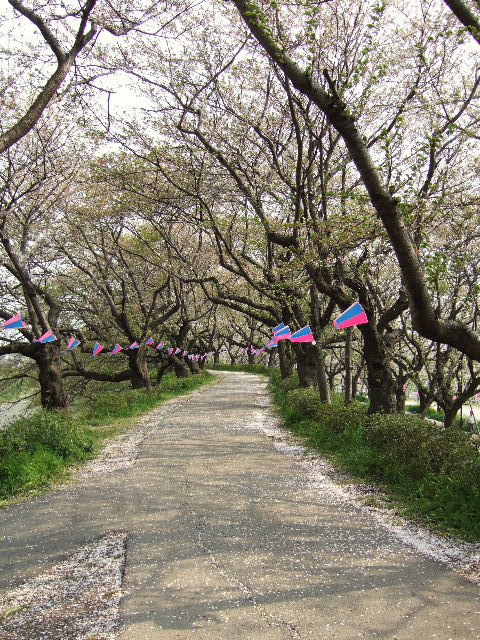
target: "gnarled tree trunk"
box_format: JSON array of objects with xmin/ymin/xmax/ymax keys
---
[
  {"xmin": 443, "ymin": 405, "xmax": 459, "ymax": 429},
  {"xmin": 294, "ymin": 344, "xmax": 317, "ymax": 388},
  {"xmin": 128, "ymin": 349, "xmax": 151, "ymax": 390},
  {"xmin": 395, "ymin": 386, "xmax": 406, "ymax": 413},
  {"xmin": 344, "ymin": 327, "xmax": 353, "ymax": 405},
  {"xmin": 418, "ymin": 388, "xmax": 434, "ymax": 417},
  {"xmin": 278, "ymin": 341, "xmax": 290, "ymax": 379},
  {"xmin": 35, "ymin": 343, "xmax": 68, "ymax": 409},
  {"xmin": 173, "ymin": 357, "xmax": 190, "ymax": 378},
  {"xmin": 314, "ymin": 343, "xmax": 330, "ymax": 403},
  {"xmin": 186, "ymin": 357, "xmax": 201, "ymax": 375},
  {"xmin": 361, "ymin": 326, "xmax": 395, "ymax": 414}
]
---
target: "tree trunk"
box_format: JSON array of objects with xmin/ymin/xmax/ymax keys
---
[
  {"xmin": 328, "ymin": 370, "xmax": 336, "ymax": 392},
  {"xmin": 443, "ymin": 406, "xmax": 458, "ymax": 428},
  {"xmin": 214, "ymin": 350, "xmax": 220, "ymax": 364},
  {"xmin": 278, "ymin": 341, "xmax": 290, "ymax": 379},
  {"xmin": 294, "ymin": 344, "xmax": 317, "ymax": 388},
  {"xmin": 418, "ymin": 389, "xmax": 433, "ymax": 417},
  {"xmin": 351, "ymin": 368, "xmax": 362, "ymax": 401},
  {"xmin": 315, "ymin": 343, "xmax": 330, "ymax": 403},
  {"xmin": 156, "ymin": 362, "xmax": 172, "ymax": 384},
  {"xmin": 267, "ymin": 350, "xmax": 276, "ymax": 368},
  {"xmin": 35, "ymin": 343, "xmax": 68, "ymax": 409},
  {"xmin": 344, "ymin": 327, "xmax": 353, "ymax": 405},
  {"xmin": 186, "ymin": 358, "xmax": 201, "ymax": 375},
  {"xmin": 361, "ymin": 327, "xmax": 395, "ymax": 414},
  {"xmin": 248, "ymin": 351, "xmax": 255, "ymax": 364},
  {"xmin": 395, "ymin": 386, "xmax": 406, "ymax": 413},
  {"xmin": 128, "ymin": 350, "xmax": 151, "ymax": 390},
  {"xmin": 173, "ymin": 357, "xmax": 190, "ymax": 378}
]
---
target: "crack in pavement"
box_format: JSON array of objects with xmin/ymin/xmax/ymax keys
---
[{"xmin": 182, "ymin": 477, "xmax": 302, "ymax": 640}]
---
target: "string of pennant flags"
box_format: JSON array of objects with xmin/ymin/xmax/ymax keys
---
[
  {"xmin": 256, "ymin": 303, "xmax": 369, "ymax": 352},
  {"xmin": 1, "ymin": 303, "xmax": 369, "ymax": 359}
]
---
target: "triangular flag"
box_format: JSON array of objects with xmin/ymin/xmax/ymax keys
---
[
  {"xmin": 273, "ymin": 325, "xmax": 291, "ymax": 342},
  {"xmin": 34, "ymin": 330, "xmax": 57, "ymax": 344},
  {"xmin": 67, "ymin": 336, "xmax": 81, "ymax": 351},
  {"xmin": 3, "ymin": 313, "xmax": 28, "ymax": 330},
  {"xmin": 92, "ymin": 342, "xmax": 104, "ymax": 357},
  {"xmin": 333, "ymin": 302, "xmax": 368, "ymax": 329},
  {"xmin": 291, "ymin": 326, "xmax": 315, "ymax": 344}
]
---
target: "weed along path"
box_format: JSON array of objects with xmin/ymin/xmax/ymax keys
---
[{"xmin": 0, "ymin": 371, "xmax": 479, "ymax": 639}]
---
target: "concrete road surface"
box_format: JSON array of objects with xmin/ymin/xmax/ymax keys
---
[{"xmin": 1, "ymin": 372, "xmax": 479, "ymax": 639}]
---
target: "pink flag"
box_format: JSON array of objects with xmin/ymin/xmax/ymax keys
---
[
  {"xmin": 3, "ymin": 312, "xmax": 28, "ymax": 330},
  {"xmin": 92, "ymin": 342, "xmax": 104, "ymax": 357},
  {"xmin": 34, "ymin": 330, "xmax": 57, "ymax": 344},
  {"xmin": 67, "ymin": 336, "xmax": 81, "ymax": 351},
  {"xmin": 333, "ymin": 302, "xmax": 368, "ymax": 330},
  {"xmin": 273, "ymin": 325, "xmax": 292, "ymax": 342},
  {"xmin": 290, "ymin": 326, "xmax": 315, "ymax": 344}
]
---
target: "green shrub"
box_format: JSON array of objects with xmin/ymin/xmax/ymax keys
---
[
  {"xmin": 270, "ymin": 374, "xmax": 480, "ymax": 540},
  {"xmin": 285, "ymin": 388, "xmax": 323, "ymax": 418},
  {"xmin": 0, "ymin": 449, "xmax": 64, "ymax": 497},
  {"xmin": 0, "ymin": 411, "xmax": 94, "ymax": 460},
  {"xmin": 0, "ymin": 411, "xmax": 94, "ymax": 499},
  {"xmin": 407, "ymin": 404, "xmax": 423, "ymax": 414},
  {"xmin": 286, "ymin": 389, "xmax": 368, "ymax": 433},
  {"xmin": 367, "ymin": 413, "xmax": 477, "ymax": 479},
  {"xmin": 429, "ymin": 409, "xmax": 445, "ymax": 422},
  {"xmin": 407, "ymin": 404, "xmax": 445, "ymax": 422},
  {"xmin": 276, "ymin": 374, "xmax": 299, "ymax": 393}
]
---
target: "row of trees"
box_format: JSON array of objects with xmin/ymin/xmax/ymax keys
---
[{"xmin": 1, "ymin": 0, "xmax": 480, "ymax": 426}]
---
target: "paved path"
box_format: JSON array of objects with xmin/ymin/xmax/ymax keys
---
[{"xmin": 1, "ymin": 372, "xmax": 479, "ymax": 639}]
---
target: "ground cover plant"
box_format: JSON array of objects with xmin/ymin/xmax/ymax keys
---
[
  {"xmin": 271, "ymin": 372, "xmax": 480, "ymax": 541},
  {"xmin": 0, "ymin": 372, "xmax": 214, "ymax": 502}
]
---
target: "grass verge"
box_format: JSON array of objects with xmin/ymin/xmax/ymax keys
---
[
  {"xmin": 0, "ymin": 371, "xmax": 214, "ymax": 503},
  {"xmin": 269, "ymin": 371, "xmax": 480, "ymax": 542},
  {"xmin": 214, "ymin": 366, "xmax": 480, "ymax": 541}
]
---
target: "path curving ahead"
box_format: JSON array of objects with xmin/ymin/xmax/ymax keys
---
[{"xmin": 1, "ymin": 371, "xmax": 479, "ymax": 639}]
